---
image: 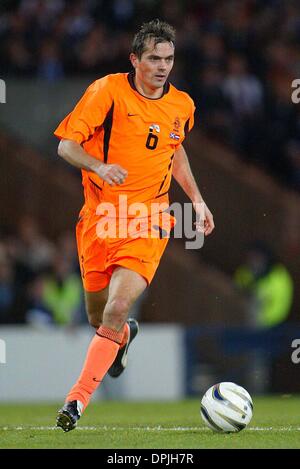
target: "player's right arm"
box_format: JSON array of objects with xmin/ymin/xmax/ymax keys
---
[
  {"xmin": 54, "ymin": 76, "xmax": 127, "ymax": 186},
  {"xmin": 58, "ymin": 138, "xmax": 127, "ymax": 186}
]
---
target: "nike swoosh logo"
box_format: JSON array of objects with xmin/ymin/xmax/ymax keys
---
[
  {"xmin": 93, "ymin": 377, "xmax": 102, "ymax": 383},
  {"xmin": 128, "ymin": 113, "xmax": 139, "ymax": 117}
]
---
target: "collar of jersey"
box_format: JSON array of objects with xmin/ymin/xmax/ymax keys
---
[{"xmin": 127, "ymin": 71, "xmax": 170, "ymax": 100}]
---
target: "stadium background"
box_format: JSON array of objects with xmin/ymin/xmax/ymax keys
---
[{"xmin": 0, "ymin": 0, "xmax": 300, "ymax": 402}]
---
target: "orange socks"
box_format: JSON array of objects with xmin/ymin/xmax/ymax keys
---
[{"xmin": 66, "ymin": 324, "xmax": 126, "ymax": 410}]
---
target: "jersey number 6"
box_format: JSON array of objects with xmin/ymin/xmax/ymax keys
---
[{"xmin": 146, "ymin": 130, "xmax": 159, "ymax": 150}]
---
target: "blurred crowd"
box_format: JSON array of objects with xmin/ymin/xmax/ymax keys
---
[
  {"xmin": 1, "ymin": 0, "xmax": 300, "ymax": 189},
  {"xmin": 0, "ymin": 216, "xmax": 86, "ymax": 326}
]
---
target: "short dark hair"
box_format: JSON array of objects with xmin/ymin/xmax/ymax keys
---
[{"xmin": 132, "ymin": 19, "xmax": 176, "ymax": 59}]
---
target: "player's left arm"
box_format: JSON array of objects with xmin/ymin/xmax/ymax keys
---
[{"xmin": 173, "ymin": 144, "xmax": 215, "ymax": 236}]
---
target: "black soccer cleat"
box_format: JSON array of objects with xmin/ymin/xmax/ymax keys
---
[
  {"xmin": 56, "ymin": 400, "xmax": 83, "ymax": 432},
  {"xmin": 108, "ymin": 318, "xmax": 139, "ymax": 378}
]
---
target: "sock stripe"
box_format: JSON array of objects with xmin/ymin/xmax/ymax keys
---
[
  {"xmin": 95, "ymin": 332, "xmax": 121, "ymax": 344},
  {"xmin": 96, "ymin": 325, "xmax": 123, "ymax": 344}
]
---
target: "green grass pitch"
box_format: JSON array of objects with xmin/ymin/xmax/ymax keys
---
[{"xmin": 0, "ymin": 396, "xmax": 300, "ymax": 449}]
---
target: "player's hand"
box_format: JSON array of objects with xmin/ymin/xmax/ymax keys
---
[
  {"xmin": 95, "ymin": 163, "xmax": 128, "ymax": 186},
  {"xmin": 193, "ymin": 201, "xmax": 215, "ymax": 236}
]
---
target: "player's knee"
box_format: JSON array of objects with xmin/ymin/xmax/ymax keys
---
[
  {"xmin": 110, "ymin": 297, "xmax": 131, "ymax": 315},
  {"xmin": 104, "ymin": 297, "xmax": 130, "ymax": 327}
]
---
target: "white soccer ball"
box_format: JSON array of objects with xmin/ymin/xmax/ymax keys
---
[{"xmin": 200, "ymin": 382, "xmax": 253, "ymax": 433}]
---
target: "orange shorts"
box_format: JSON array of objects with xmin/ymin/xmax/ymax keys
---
[{"xmin": 76, "ymin": 206, "xmax": 173, "ymax": 292}]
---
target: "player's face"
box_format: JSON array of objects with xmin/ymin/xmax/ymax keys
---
[{"xmin": 131, "ymin": 40, "xmax": 175, "ymax": 90}]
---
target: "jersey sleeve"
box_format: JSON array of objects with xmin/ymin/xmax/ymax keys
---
[
  {"xmin": 54, "ymin": 75, "xmax": 115, "ymax": 144},
  {"xmin": 175, "ymin": 96, "xmax": 195, "ymax": 149},
  {"xmin": 184, "ymin": 98, "xmax": 196, "ymax": 134}
]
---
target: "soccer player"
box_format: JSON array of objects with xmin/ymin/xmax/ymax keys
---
[{"xmin": 54, "ymin": 19, "xmax": 214, "ymax": 432}]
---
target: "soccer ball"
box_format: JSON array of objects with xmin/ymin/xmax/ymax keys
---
[{"xmin": 200, "ymin": 382, "xmax": 253, "ymax": 433}]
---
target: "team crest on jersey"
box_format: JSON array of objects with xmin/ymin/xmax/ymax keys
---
[
  {"xmin": 173, "ymin": 117, "xmax": 181, "ymax": 132},
  {"xmin": 149, "ymin": 124, "xmax": 160, "ymax": 133},
  {"xmin": 169, "ymin": 132, "xmax": 180, "ymax": 140}
]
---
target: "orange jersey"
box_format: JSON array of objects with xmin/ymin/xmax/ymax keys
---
[{"xmin": 54, "ymin": 72, "xmax": 195, "ymax": 213}]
